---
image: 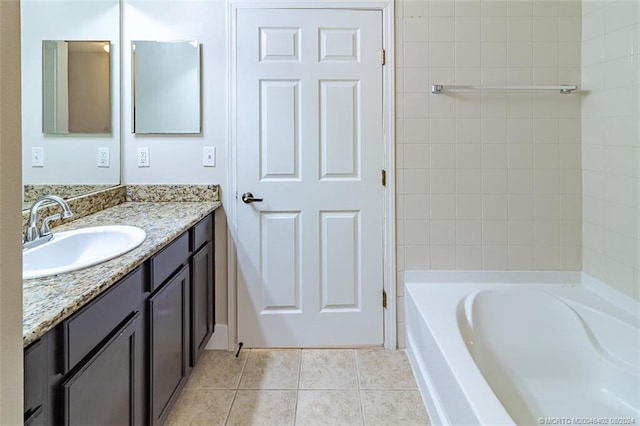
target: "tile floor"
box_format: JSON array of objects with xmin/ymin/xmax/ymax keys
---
[{"xmin": 166, "ymin": 349, "xmax": 431, "ymax": 425}]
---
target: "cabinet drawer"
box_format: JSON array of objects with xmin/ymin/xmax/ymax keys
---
[
  {"xmin": 191, "ymin": 214, "xmax": 212, "ymax": 251},
  {"xmin": 63, "ymin": 267, "xmax": 143, "ymax": 372},
  {"xmin": 151, "ymin": 232, "xmax": 189, "ymax": 291}
]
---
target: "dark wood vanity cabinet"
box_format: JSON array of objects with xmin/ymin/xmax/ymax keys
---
[
  {"xmin": 190, "ymin": 215, "xmax": 214, "ymax": 365},
  {"xmin": 61, "ymin": 312, "xmax": 143, "ymax": 425},
  {"xmin": 149, "ymin": 264, "xmax": 190, "ymax": 425},
  {"xmin": 24, "ymin": 212, "xmax": 216, "ymax": 426},
  {"xmin": 56, "ymin": 266, "xmax": 144, "ymax": 426}
]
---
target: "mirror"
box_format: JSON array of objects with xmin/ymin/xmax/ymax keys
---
[
  {"xmin": 132, "ymin": 40, "xmax": 201, "ymax": 134},
  {"xmin": 42, "ymin": 40, "xmax": 111, "ymax": 134},
  {"xmin": 21, "ymin": 0, "xmax": 121, "ymax": 209}
]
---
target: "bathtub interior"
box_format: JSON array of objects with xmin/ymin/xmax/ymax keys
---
[
  {"xmin": 405, "ymin": 276, "xmax": 640, "ymax": 426},
  {"xmin": 460, "ymin": 289, "xmax": 640, "ymax": 424}
]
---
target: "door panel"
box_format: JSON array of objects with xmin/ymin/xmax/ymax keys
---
[
  {"xmin": 260, "ymin": 211, "xmax": 301, "ymax": 312},
  {"xmin": 237, "ymin": 8, "xmax": 384, "ymax": 347},
  {"xmin": 320, "ymin": 211, "xmax": 360, "ymax": 310},
  {"xmin": 260, "ymin": 80, "xmax": 300, "ymax": 180},
  {"xmin": 320, "ymin": 80, "xmax": 360, "ymax": 179}
]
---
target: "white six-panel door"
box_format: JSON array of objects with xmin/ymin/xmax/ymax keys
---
[{"xmin": 236, "ymin": 8, "xmax": 384, "ymax": 347}]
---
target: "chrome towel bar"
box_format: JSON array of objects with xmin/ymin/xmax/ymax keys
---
[{"xmin": 431, "ymin": 84, "xmax": 578, "ymax": 94}]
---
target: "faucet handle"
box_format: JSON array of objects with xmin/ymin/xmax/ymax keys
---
[{"xmin": 40, "ymin": 213, "xmax": 61, "ymax": 236}]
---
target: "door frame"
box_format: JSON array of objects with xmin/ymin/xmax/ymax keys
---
[{"xmin": 226, "ymin": 0, "xmax": 396, "ymax": 349}]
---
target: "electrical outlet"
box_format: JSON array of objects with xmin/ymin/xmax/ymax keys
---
[
  {"xmin": 32, "ymin": 147, "xmax": 44, "ymax": 167},
  {"xmin": 203, "ymin": 147, "xmax": 216, "ymax": 167},
  {"xmin": 97, "ymin": 147, "xmax": 110, "ymax": 167},
  {"xmin": 137, "ymin": 147, "xmax": 150, "ymax": 167}
]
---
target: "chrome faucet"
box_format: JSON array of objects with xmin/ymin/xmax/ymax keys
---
[{"xmin": 24, "ymin": 195, "xmax": 73, "ymax": 249}]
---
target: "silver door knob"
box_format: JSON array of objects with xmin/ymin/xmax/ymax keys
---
[{"xmin": 242, "ymin": 192, "xmax": 263, "ymax": 204}]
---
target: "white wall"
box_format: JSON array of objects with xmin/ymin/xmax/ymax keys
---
[
  {"xmin": 122, "ymin": 0, "xmax": 227, "ymax": 186},
  {"xmin": 394, "ymin": 0, "xmax": 583, "ymax": 346},
  {"xmin": 122, "ymin": 0, "xmax": 229, "ymax": 326},
  {"xmin": 0, "ymin": 0, "xmax": 25, "ymax": 421},
  {"xmin": 21, "ymin": 0, "xmax": 120, "ymax": 185},
  {"xmin": 581, "ymin": 0, "xmax": 640, "ymax": 300}
]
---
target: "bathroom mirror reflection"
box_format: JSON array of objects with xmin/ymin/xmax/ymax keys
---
[
  {"xmin": 21, "ymin": 0, "xmax": 121, "ymax": 210},
  {"xmin": 132, "ymin": 40, "xmax": 201, "ymax": 134},
  {"xmin": 42, "ymin": 40, "xmax": 111, "ymax": 134}
]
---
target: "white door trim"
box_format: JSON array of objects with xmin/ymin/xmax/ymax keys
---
[{"xmin": 227, "ymin": 0, "xmax": 396, "ymax": 350}]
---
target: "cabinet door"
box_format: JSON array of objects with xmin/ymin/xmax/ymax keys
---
[
  {"xmin": 149, "ymin": 265, "xmax": 190, "ymax": 425},
  {"xmin": 191, "ymin": 241, "xmax": 214, "ymax": 365},
  {"xmin": 24, "ymin": 339, "xmax": 46, "ymax": 424},
  {"xmin": 61, "ymin": 312, "xmax": 143, "ymax": 426}
]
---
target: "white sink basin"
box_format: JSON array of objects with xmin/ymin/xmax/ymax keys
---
[{"xmin": 23, "ymin": 225, "xmax": 146, "ymax": 279}]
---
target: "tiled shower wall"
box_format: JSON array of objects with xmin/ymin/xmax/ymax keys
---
[
  {"xmin": 581, "ymin": 0, "xmax": 640, "ymax": 300},
  {"xmin": 395, "ymin": 0, "xmax": 583, "ymax": 346}
]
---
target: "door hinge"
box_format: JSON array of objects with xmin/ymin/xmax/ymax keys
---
[
  {"xmin": 380, "ymin": 49, "xmax": 386, "ymax": 65},
  {"xmin": 381, "ymin": 169, "xmax": 386, "ymax": 186},
  {"xmin": 382, "ymin": 290, "xmax": 387, "ymax": 309}
]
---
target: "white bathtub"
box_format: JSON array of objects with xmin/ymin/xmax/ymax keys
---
[{"xmin": 404, "ymin": 271, "xmax": 640, "ymax": 425}]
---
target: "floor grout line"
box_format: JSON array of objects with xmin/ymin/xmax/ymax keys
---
[
  {"xmin": 293, "ymin": 348, "xmax": 304, "ymax": 425},
  {"xmin": 354, "ymin": 349, "xmax": 367, "ymax": 426}
]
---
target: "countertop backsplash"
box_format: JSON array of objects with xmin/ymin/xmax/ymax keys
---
[{"xmin": 21, "ymin": 184, "xmax": 220, "ymax": 234}]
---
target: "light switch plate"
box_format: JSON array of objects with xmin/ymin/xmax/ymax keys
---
[
  {"xmin": 137, "ymin": 147, "xmax": 150, "ymax": 167},
  {"xmin": 97, "ymin": 147, "xmax": 110, "ymax": 167},
  {"xmin": 32, "ymin": 147, "xmax": 44, "ymax": 167},
  {"xmin": 203, "ymin": 147, "xmax": 216, "ymax": 167}
]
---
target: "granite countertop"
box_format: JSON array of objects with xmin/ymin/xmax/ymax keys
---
[{"xmin": 23, "ymin": 201, "xmax": 221, "ymax": 346}]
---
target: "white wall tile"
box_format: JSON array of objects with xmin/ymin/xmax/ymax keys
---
[
  {"xmin": 430, "ymin": 17, "xmax": 455, "ymax": 41},
  {"xmin": 483, "ymin": 169, "xmax": 508, "ymax": 193},
  {"xmin": 405, "ymin": 245, "xmax": 431, "ymax": 269},
  {"xmin": 456, "ymin": 220, "xmax": 482, "ymax": 244},
  {"xmin": 482, "ymin": 245, "xmax": 509, "ymax": 269},
  {"xmin": 430, "ymin": 169, "xmax": 456, "ymax": 193},
  {"xmin": 456, "ymin": 144, "xmax": 482, "ymax": 168},
  {"xmin": 405, "ymin": 220, "xmax": 431, "ymax": 245},
  {"xmin": 456, "ymin": 245, "xmax": 483, "ymax": 269},
  {"xmin": 430, "ymin": 194, "xmax": 456, "ymax": 219},
  {"xmin": 509, "ymin": 220, "xmax": 534, "ymax": 245},
  {"xmin": 456, "ymin": 194, "xmax": 482, "ymax": 220},
  {"xmin": 404, "ymin": 144, "xmax": 430, "ymax": 169},
  {"xmin": 482, "ymin": 143, "xmax": 508, "ymax": 169},
  {"xmin": 395, "ymin": 0, "xmax": 587, "ymax": 310},
  {"xmin": 430, "ymin": 143, "xmax": 456, "ymax": 168},
  {"xmin": 483, "ymin": 195, "xmax": 508, "ymax": 219},
  {"xmin": 430, "ymin": 245, "xmax": 456, "ymax": 268},
  {"xmin": 508, "ymin": 245, "xmax": 534, "ymax": 269},
  {"xmin": 482, "ymin": 220, "xmax": 508, "ymax": 244},
  {"xmin": 405, "ymin": 194, "xmax": 430, "ymax": 220},
  {"xmin": 430, "ymin": 220, "xmax": 456, "ymax": 244},
  {"xmin": 456, "ymin": 169, "xmax": 483, "ymax": 193},
  {"xmin": 404, "ymin": 169, "xmax": 430, "ymax": 194}
]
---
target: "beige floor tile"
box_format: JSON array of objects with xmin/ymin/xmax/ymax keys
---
[
  {"xmin": 226, "ymin": 390, "xmax": 297, "ymax": 426},
  {"xmin": 361, "ymin": 390, "xmax": 430, "ymax": 425},
  {"xmin": 187, "ymin": 350, "xmax": 248, "ymax": 390},
  {"xmin": 239, "ymin": 349, "xmax": 301, "ymax": 389},
  {"xmin": 164, "ymin": 389, "xmax": 235, "ymax": 426},
  {"xmin": 356, "ymin": 350, "xmax": 418, "ymax": 389},
  {"xmin": 299, "ymin": 349, "xmax": 357, "ymax": 389},
  {"xmin": 295, "ymin": 390, "xmax": 362, "ymax": 426}
]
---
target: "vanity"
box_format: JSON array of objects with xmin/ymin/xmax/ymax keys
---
[{"xmin": 23, "ymin": 197, "xmax": 219, "ymax": 426}]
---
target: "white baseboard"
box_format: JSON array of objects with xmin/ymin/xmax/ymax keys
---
[{"xmin": 205, "ymin": 324, "xmax": 229, "ymax": 350}]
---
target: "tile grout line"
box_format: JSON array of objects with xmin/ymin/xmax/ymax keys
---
[
  {"xmin": 224, "ymin": 348, "xmax": 251, "ymax": 425},
  {"xmin": 293, "ymin": 348, "xmax": 304, "ymax": 425},
  {"xmin": 354, "ymin": 349, "xmax": 367, "ymax": 426}
]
